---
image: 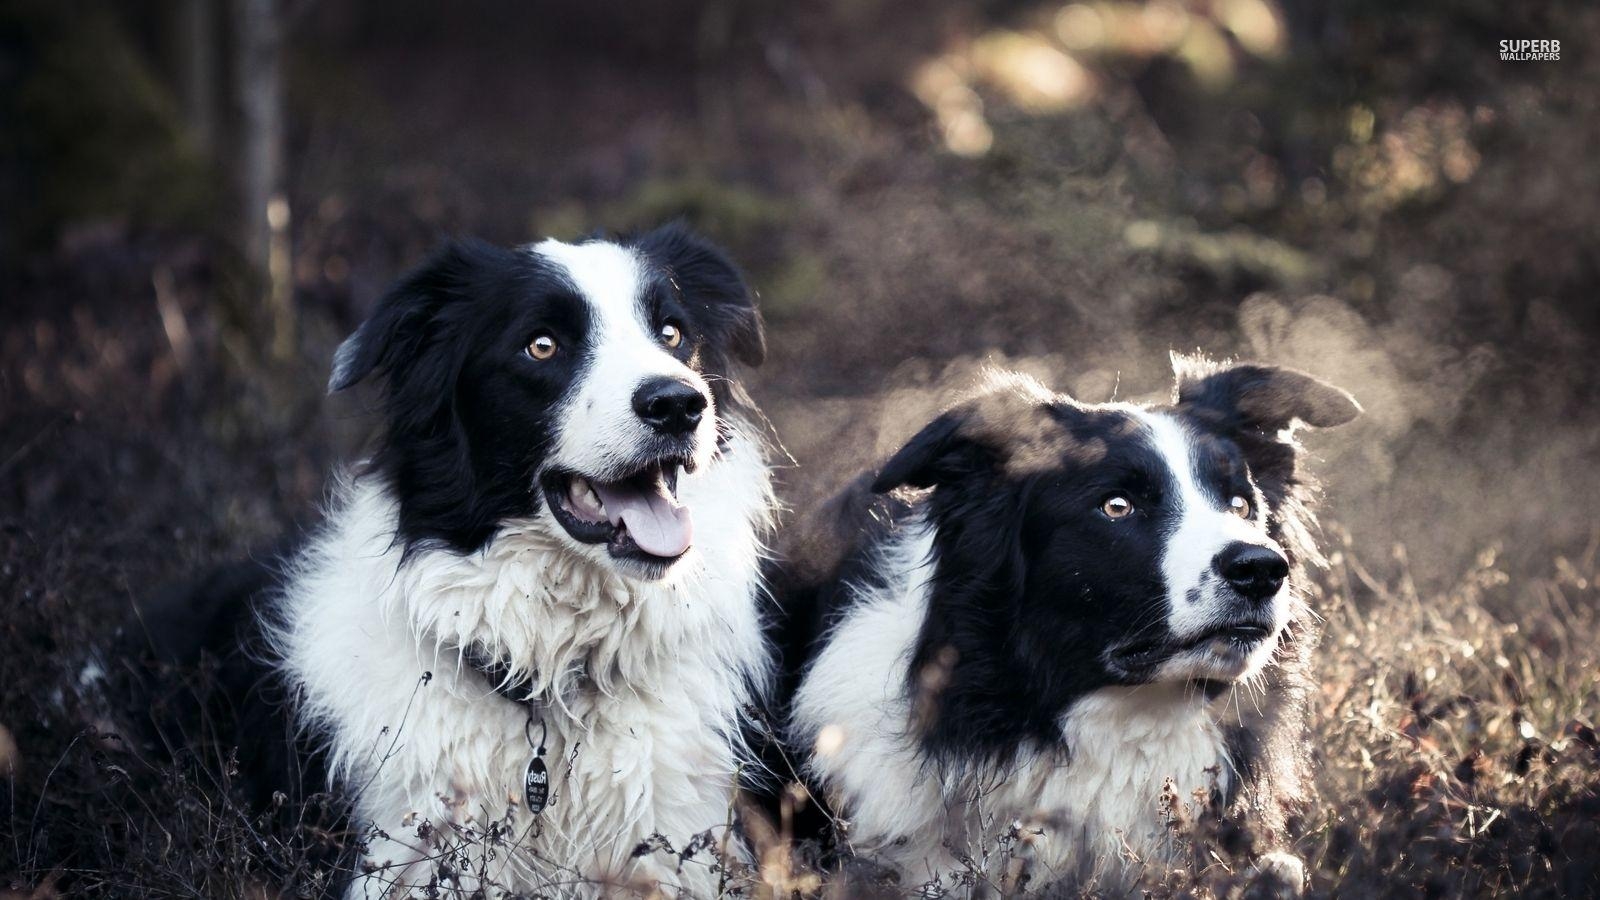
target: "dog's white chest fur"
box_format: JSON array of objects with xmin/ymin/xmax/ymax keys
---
[
  {"xmin": 792, "ymin": 523, "xmax": 1230, "ymax": 891},
  {"xmin": 272, "ymin": 432, "xmax": 771, "ymax": 898}
]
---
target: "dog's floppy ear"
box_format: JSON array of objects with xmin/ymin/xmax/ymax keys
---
[
  {"xmin": 871, "ymin": 407, "xmax": 979, "ymax": 493},
  {"xmin": 872, "ymin": 373, "xmax": 1061, "ymax": 493},
  {"xmin": 1172, "ymin": 354, "xmax": 1361, "ymax": 436},
  {"xmin": 328, "ymin": 239, "xmax": 492, "ymax": 393},
  {"xmin": 633, "ymin": 221, "xmax": 766, "ymax": 367}
]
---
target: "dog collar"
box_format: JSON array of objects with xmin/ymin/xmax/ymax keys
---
[
  {"xmin": 462, "ymin": 644, "xmax": 592, "ymax": 703},
  {"xmin": 462, "ymin": 644, "xmax": 538, "ymax": 703}
]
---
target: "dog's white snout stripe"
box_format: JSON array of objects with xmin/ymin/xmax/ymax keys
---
[
  {"xmin": 535, "ymin": 239, "xmax": 718, "ymax": 480},
  {"xmin": 1135, "ymin": 411, "xmax": 1280, "ymax": 639}
]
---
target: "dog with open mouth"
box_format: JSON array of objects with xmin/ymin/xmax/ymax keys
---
[
  {"xmin": 778, "ymin": 357, "xmax": 1359, "ymax": 895},
  {"xmin": 145, "ymin": 223, "xmax": 776, "ymax": 898}
]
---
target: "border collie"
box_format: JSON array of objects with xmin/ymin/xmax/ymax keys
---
[
  {"xmin": 230, "ymin": 224, "xmax": 772, "ymax": 897},
  {"xmin": 781, "ymin": 358, "xmax": 1359, "ymax": 895}
]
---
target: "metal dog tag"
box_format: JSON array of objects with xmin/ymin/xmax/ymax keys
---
[{"xmin": 524, "ymin": 755, "xmax": 550, "ymax": 816}]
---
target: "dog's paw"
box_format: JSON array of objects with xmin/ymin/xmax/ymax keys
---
[{"xmin": 1247, "ymin": 850, "xmax": 1306, "ymax": 899}]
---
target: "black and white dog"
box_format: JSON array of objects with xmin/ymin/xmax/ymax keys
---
[
  {"xmin": 172, "ymin": 225, "xmax": 775, "ymax": 897},
  {"xmin": 781, "ymin": 359, "xmax": 1359, "ymax": 894}
]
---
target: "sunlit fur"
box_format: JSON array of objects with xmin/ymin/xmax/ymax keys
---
[
  {"xmin": 784, "ymin": 360, "xmax": 1359, "ymax": 895},
  {"xmin": 269, "ymin": 225, "xmax": 774, "ymax": 898}
]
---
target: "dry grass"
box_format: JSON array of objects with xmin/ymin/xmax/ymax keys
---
[
  {"xmin": 6, "ymin": 523, "xmax": 1595, "ymax": 897},
  {"xmin": 1145, "ymin": 535, "xmax": 1600, "ymax": 898}
]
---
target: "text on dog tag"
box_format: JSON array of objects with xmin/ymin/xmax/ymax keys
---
[{"xmin": 524, "ymin": 756, "xmax": 549, "ymax": 815}]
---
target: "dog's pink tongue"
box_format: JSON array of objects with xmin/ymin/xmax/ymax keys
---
[{"xmin": 592, "ymin": 479, "xmax": 693, "ymax": 558}]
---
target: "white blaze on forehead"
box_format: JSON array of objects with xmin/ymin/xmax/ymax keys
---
[
  {"xmin": 530, "ymin": 238, "xmax": 717, "ymax": 483},
  {"xmin": 1133, "ymin": 410, "xmax": 1270, "ymax": 639},
  {"xmin": 532, "ymin": 238, "xmax": 652, "ymax": 336}
]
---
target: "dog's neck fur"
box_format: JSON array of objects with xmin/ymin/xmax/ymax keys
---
[
  {"xmin": 391, "ymin": 517, "xmax": 721, "ymax": 708},
  {"xmin": 792, "ymin": 519, "xmax": 1232, "ymax": 890}
]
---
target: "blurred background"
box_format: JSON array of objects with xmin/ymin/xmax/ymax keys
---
[{"xmin": 2, "ymin": 0, "xmax": 1598, "ymax": 896}]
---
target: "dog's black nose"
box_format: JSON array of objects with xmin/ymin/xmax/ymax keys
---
[
  {"xmin": 1214, "ymin": 543, "xmax": 1289, "ymax": 603},
  {"xmin": 632, "ymin": 377, "xmax": 707, "ymax": 437}
]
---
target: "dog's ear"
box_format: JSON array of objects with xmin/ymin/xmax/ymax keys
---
[
  {"xmin": 872, "ymin": 373, "xmax": 1061, "ymax": 493},
  {"xmin": 1173, "ymin": 354, "xmax": 1359, "ymax": 511},
  {"xmin": 1172, "ymin": 354, "xmax": 1361, "ymax": 436},
  {"xmin": 871, "ymin": 407, "xmax": 979, "ymax": 493},
  {"xmin": 633, "ymin": 221, "xmax": 766, "ymax": 367},
  {"xmin": 329, "ymin": 240, "xmax": 492, "ymax": 393}
]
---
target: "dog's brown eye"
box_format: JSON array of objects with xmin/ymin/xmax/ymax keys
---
[
  {"xmin": 1101, "ymin": 495, "xmax": 1133, "ymax": 519},
  {"xmin": 527, "ymin": 333, "xmax": 558, "ymax": 361},
  {"xmin": 659, "ymin": 321, "xmax": 683, "ymax": 349},
  {"xmin": 1229, "ymin": 495, "xmax": 1252, "ymax": 518}
]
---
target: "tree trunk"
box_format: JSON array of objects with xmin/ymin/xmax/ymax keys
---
[
  {"xmin": 176, "ymin": 0, "xmax": 219, "ymax": 156},
  {"xmin": 232, "ymin": 0, "xmax": 293, "ymax": 360}
]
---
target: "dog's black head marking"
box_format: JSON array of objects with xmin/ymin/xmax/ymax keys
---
[{"xmin": 328, "ymin": 223, "xmax": 763, "ymax": 563}]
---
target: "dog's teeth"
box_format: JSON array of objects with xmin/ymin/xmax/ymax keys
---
[{"xmin": 568, "ymin": 477, "xmax": 604, "ymax": 518}]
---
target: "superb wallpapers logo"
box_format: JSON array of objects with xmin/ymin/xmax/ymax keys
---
[{"xmin": 1500, "ymin": 39, "xmax": 1561, "ymax": 61}]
